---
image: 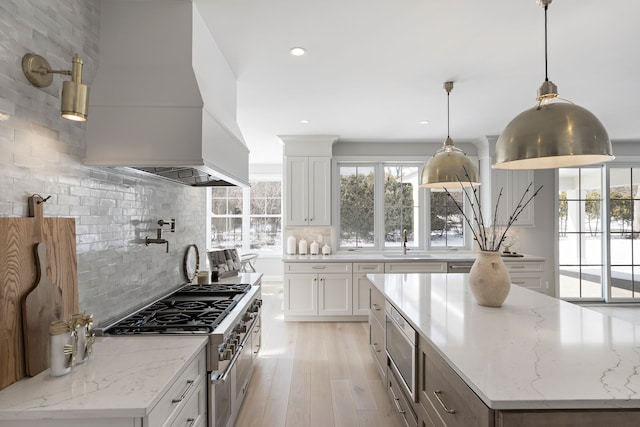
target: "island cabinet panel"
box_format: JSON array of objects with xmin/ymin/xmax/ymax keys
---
[
  {"xmin": 388, "ymin": 366, "xmax": 419, "ymax": 427},
  {"xmin": 419, "ymin": 337, "xmax": 494, "ymax": 427},
  {"xmin": 353, "ymin": 263, "xmax": 384, "ymax": 316},
  {"xmin": 369, "ymin": 284, "xmax": 387, "ymax": 381},
  {"xmin": 496, "ymin": 410, "xmax": 640, "ymax": 426}
]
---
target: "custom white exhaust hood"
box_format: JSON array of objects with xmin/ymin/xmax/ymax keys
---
[{"xmin": 85, "ymin": 0, "xmax": 249, "ymax": 187}]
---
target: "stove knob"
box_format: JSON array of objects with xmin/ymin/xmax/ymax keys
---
[
  {"xmin": 218, "ymin": 351, "xmax": 226, "ymax": 361},
  {"xmin": 238, "ymin": 324, "xmax": 247, "ymax": 333},
  {"xmin": 224, "ymin": 349, "xmax": 232, "ymax": 360}
]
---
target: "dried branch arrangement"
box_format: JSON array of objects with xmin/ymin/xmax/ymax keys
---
[{"xmin": 444, "ymin": 170, "xmax": 543, "ymax": 252}]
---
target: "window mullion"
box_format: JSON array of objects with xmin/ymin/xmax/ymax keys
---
[{"xmin": 374, "ymin": 163, "xmax": 384, "ymax": 251}]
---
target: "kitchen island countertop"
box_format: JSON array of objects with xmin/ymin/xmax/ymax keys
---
[
  {"xmin": 0, "ymin": 336, "xmax": 207, "ymax": 420},
  {"xmin": 367, "ymin": 273, "xmax": 640, "ymax": 410}
]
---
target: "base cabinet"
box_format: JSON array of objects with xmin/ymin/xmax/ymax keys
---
[
  {"xmin": 284, "ymin": 263, "xmax": 353, "ymax": 318},
  {"xmin": 388, "ymin": 366, "xmax": 418, "ymax": 427},
  {"xmin": 418, "ymin": 337, "xmax": 493, "ymax": 427},
  {"xmin": 353, "ymin": 263, "xmax": 384, "ymax": 316}
]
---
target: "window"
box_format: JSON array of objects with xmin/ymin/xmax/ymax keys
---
[
  {"xmin": 249, "ymin": 181, "xmax": 282, "ymax": 252},
  {"xmin": 339, "ymin": 165, "xmax": 375, "ymax": 247},
  {"xmin": 609, "ymin": 167, "xmax": 640, "ymax": 299},
  {"xmin": 337, "ymin": 161, "xmax": 470, "ymax": 251},
  {"xmin": 211, "ymin": 187, "xmax": 243, "ymax": 250},
  {"xmin": 430, "ymin": 190, "xmax": 465, "ymax": 248},
  {"xmin": 384, "ymin": 166, "xmax": 419, "ymax": 248},
  {"xmin": 209, "ymin": 180, "xmax": 282, "ymax": 254},
  {"xmin": 558, "ymin": 166, "xmax": 640, "ymax": 301}
]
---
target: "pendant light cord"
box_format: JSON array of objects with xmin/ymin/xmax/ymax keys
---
[
  {"xmin": 447, "ymin": 90, "xmax": 450, "ymax": 138},
  {"xmin": 544, "ymin": 4, "xmax": 549, "ymax": 82}
]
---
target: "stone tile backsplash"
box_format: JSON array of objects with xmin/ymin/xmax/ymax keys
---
[{"xmin": 1, "ymin": 0, "xmax": 208, "ymax": 324}]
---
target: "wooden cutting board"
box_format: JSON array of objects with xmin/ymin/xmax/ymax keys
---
[
  {"xmin": 0, "ymin": 196, "xmax": 77, "ymax": 389},
  {"xmin": 22, "ymin": 242, "xmax": 65, "ymax": 376}
]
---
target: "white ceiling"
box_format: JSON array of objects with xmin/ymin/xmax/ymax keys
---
[{"xmin": 195, "ymin": 0, "xmax": 640, "ymax": 166}]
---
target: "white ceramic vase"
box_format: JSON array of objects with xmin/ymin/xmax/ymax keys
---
[{"xmin": 468, "ymin": 251, "xmax": 511, "ymax": 307}]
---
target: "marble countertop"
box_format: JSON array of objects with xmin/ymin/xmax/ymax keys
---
[
  {"xmin": 367, "ymin": 273, "xmax": 640, "ymax": 410},
  {"xmin": 0, "ymin": 336, "xmax": 207, "ymax": 420},
  {"xmin": 283, "ymin": 252, "xmax": 544, "ymax": 263}
]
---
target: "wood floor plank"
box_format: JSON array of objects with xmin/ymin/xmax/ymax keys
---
[
  {"xmin": 310, "ymin": 323, "xmax": 335, "ymax": 427},
  {"xmin": 331, "ymin": 378, "xmax": 359, "ymax": 427},
  {"xmin": 285, "ymin": 324, "xmax": 312, "ymax": 426}
]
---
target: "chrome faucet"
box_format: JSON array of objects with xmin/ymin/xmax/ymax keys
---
[{"xmin": 403, "ymin": 229, "xmax": 408, "ymax": 255}]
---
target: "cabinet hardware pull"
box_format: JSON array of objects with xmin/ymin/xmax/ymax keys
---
[
  {"xmin": 433, "ymin": 390, "xmax": 456, "ymax": 414},
  {"xmin": 172, "ymin": 379, "xmax": 195, "ymax": 403},
  {"xmin": 312, "ymin": 266, "xmax": 327, "ymax": 269},
  {"xmin": 363, "ymin": 266, "xmax": 376, "ymax": 270},
  {"xmin": 372, "ymin": 343, "xmax": 381, "ymax": 353},
  {"xmin": 513, "ymin": 281, "xmax": 525, "ymax": 285},
  {"xmin": 510, "ymin": 265, "xmax": 525, "ymax": 269},
  {"xmin": 372, "ymin": 303, "xmax": 381, "ymax": 311},
  {"xmin": 186, "ymin": 418, "xmax": 196, "ymax": 427}
]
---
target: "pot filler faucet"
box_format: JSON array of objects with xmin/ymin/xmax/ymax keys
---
[
  {"xmin": 403, "ymin": 229, "xmax": 408, "ymax": 255},
  {"xmin": 145, "ymin": 219, "xmax": 175, "ymax": 253}
]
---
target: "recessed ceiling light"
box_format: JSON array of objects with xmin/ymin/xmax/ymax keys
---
[
  {"xmin": 300, "ymin": 119, "xmax": 310, "ymax": 124},
  {"xmin": 419, "ymin": 120, "xmax": 429, "ymax": 125},
  {"xmin": 290, "ymin": 47, "xmax": 306, "ymax": 56}
]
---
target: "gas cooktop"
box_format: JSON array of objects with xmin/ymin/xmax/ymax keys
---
[{"xmin": 102, "ymin": 283, "xmax": 252, "ymax": 335}]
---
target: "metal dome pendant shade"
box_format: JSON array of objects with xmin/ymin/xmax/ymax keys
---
[
  {"xmin": 493, "ymin": 0, "xmax": 613, "ymax": 170},
  {"xmin": 420, "ymin": 81, "xmax": 480, "ymax": 189}
]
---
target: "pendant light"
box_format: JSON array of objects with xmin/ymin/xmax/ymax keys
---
[
  {"xmin": 420, "ymin": 81, "xmax": 480, "ymax": 188},
  {"xmin": 493, "ymin": 0, "xmax": 613, "ymax": 169}
]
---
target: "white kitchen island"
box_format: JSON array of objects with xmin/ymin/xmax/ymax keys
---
[
  {"xmin": 368, "ymin": 273, "xmax": 640, "ymax": 426},
  {"xmin": 0, "ymin": 336, "xmax": 208, "ymax": 426}
]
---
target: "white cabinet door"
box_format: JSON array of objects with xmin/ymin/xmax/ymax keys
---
[
  {"xmin": 309, "ymin": 156, "xmax": 331, "ymax": 225},
  {"xmin": 284, "ymin": 274, "xmax": 318, "ymax": 315},
  {"xmin": 285, "ymin": 157, "xmax": 310, "ymax": 226},
  {"xmin": 492, "ymin": 169, "xmax": 535, "ymax": 227},
  {"xmin": 284, "ymin": 156, "xmax": 331, "ymax": 226},
  {"xmin": 318, "ymin": 273, "xmax": 352, "ymax": 316}
]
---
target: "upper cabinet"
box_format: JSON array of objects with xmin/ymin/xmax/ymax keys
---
[
  {"xmin": 491, "ymin": 169, "xmax": 535, "ymax": 227},
  {"xmin": 285, "ymin": 156, "xmax": 331, "ymax": 226},
  {"xmin": 280, "ymin": 135, "xmax": 338, "ymax": 227}
]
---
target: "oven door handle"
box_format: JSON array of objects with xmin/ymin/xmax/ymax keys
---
[
  {"xmin": 210, "ymin": 315, "xmax": 259, "ymax": 385},
  {"xmin": 211, "ymin": 343, "xmax": 244, "ymax": 384}
]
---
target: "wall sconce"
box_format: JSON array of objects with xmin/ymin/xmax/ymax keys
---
[{"xmin": 22, "ymin": 53, "xmax": 89, "ymax": 122}]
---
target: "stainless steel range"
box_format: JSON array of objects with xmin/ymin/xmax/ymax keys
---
[{"xmin": 99, "ymin": 280, "xmax": 262, "ymax": 427}]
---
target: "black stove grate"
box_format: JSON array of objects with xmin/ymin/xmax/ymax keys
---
[{"xmin": 102, "ymin": 284, "xmax": 251, "ymax": 335}]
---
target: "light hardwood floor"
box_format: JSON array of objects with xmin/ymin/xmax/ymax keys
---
[{"xmin": 235, "ymin": 282, "xmax": 405, "ymax": 427}]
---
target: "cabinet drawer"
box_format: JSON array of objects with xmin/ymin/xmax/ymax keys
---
[
  {"xmin": 385, "ymin": 262, "xmax": 447, "ymax": 273},
  {"xmin": 388, "ymin": 366, "xmax": 418, "ymax": 427},
  {"xmin": 369, "ymin": 315, "xmax": 386, "ymax": 380},
  {"xmin": 420, "ymin": 340, "xmax": 493, "ymax": 427},
  {"xmin": 509, "ymin": 275, "xmax": 544, "ymax": 292},
  {"xmin": 285, "ymin": 262, "xmax": 352, "ymax": 274},
  {"xmin": 504, "ymin": 261, "xmax": 544, "ymax": 273},
  {"xmin": 370, "ymin": 285, "xmax": 386, "ymax": 326},
  {"xmin": 354, "ymin": 262, "xmax": 384, "ymax": 273},
  {"xmin": 149, "ymin": 347, "xmax": 206, "ymax": 427},
  {"xmin": 169, "ymin": 377, "xmax": 207, "ymax": 427}
]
